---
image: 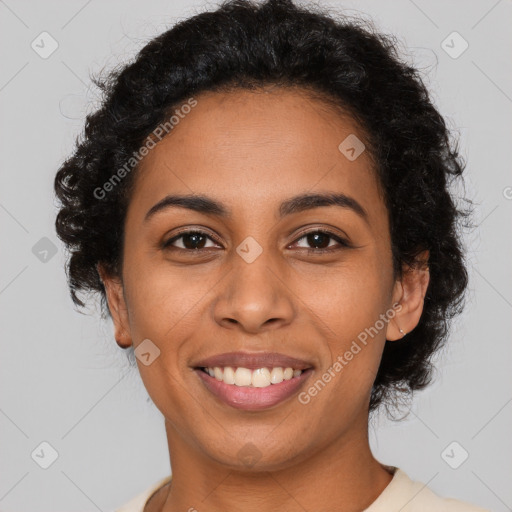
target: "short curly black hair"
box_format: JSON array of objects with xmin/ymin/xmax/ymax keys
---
[{"xmin": 54, "ymin": 0, "xmax": 472, "ymax": 415}]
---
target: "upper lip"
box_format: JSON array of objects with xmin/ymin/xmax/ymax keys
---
[{"xmin": 192, "ymin": 351, "xmax": 314, "ymax": 370}]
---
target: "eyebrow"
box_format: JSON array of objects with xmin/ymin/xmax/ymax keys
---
[{"xmin": 144, "ymin": 192, "xmax": 368, "ymax": 224}]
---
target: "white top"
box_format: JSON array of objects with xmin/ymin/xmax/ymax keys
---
[{"xmin": 115, "ymin": 467, "xmax": 490, "ymax": 511}]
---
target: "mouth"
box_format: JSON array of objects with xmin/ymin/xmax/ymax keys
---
[
  {"xmin": 194, "ymin": 366, "xmax": 313, "ymax": 411},
  {"xmin": 197, "ymin": 365, "xmax": 308, "ymax": 386},
  {"xmin": 191, "ymin": 352, "xmax": 314, "ymax": 411}
]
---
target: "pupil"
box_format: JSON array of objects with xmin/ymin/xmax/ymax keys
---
[
  {"xmin": 184, "ymin": 232, "xmax": 205, "ymax": 249},
  {"xmin": 307, "ymin": 232, "xmax": 329, "ymax": 249}
]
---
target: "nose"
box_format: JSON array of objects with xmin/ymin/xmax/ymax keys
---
[{"xmin": 212, "ymin": 250, "xmax": 295, "ymax": 334}]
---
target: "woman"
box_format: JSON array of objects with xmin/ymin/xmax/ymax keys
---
[{"xmin": 54, "ymin": 0, "xmax": 488, "ymax": 510}]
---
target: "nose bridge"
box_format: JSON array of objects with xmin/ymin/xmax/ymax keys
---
[{"xmin": 213, "ymin": 239, "xmax": 295, "ymax": 332}]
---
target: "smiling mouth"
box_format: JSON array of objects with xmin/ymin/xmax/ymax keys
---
[
  {"xmin": 194, "ymin": 365, "xmax": 314, "ymax": 411},
  {"xmin": 196, "ymin": 365, "xmax": 308, "ymax": 388}
]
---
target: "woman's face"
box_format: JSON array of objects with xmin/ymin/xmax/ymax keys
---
[{"xmin": 101, "ymin": 87, "xmax": 425, "ymax": 471}]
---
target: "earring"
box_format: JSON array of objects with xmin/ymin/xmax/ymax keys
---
[{"xmin": 399, "ymin": 328, "xmax": 406, "ymax": 337}]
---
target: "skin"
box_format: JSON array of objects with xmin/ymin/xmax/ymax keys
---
[{"xmin": 98, "ymin": 87, "xmax": 429, "ymax": 512}]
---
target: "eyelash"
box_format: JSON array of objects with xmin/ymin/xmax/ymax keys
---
[{"xmin": 163, "ymin": 228, "xmax": 351, "ymax": 254}]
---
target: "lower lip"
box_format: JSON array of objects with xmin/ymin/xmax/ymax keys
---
[{"xmin": 194, "ymin": 368, "xmax": 313, "ymax": 411}]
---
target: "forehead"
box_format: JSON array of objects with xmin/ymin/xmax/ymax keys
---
[{"xmin": 129, "ymin": 87, "xmax": 386, "ymax": 228}]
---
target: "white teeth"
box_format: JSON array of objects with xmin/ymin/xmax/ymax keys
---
[
  {"xmin": 251, "ymin": 368, "xmax": 271, "ymax": 387},
  {"xmin": 270, "ymin": 367, "xmax": 284, "ymax": 384},
  {"xmin": 203, "ymin": 366, "xmax": 304, "ymax": 387},
  {"xmin": 234, "ymin": 367, "xmax": 252, "ymax": 386},
  {"xmin": 223, "ymin": 366, "xmax": 236, "ymax": 385},
  {"xmin": 214, "ymin": 367, "xmax": 223, "ymax": 381}
]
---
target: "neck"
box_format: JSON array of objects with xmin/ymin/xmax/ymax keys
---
[{"xmin": 151, "ymin": 415, "xmax": 393, "ymax": 512}]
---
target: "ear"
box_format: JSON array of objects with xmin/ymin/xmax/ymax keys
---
[
  {"xmin": 97, "ymin": 263, "xmax": 132, "ymax": 349},
  {"xmin": 386, "ymin": 250, "xmax": 430, "ymax": 341}
]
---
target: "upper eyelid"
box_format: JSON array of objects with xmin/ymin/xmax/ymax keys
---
[
  {"xmin": 292, "ymin": 225, "xmax": 349, "ymax": 241},
  {"xmin": 289, "ymin": 231, "xmax": 350, "ymax": 250},
  {"xmin": 165, "ymin": 228, "xmax": 222, "ymax": 247}
]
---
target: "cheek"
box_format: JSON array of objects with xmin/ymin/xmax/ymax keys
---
[
  {"xmin": 293, "ymin": 257, "xmax": 390, "ymax": 392},
  {"xmin": 122, "ymin": 255, "xmax": 221, "ymax": 402},
  {"xmin": 123, "ymin": 252, "xmax": 214, "ymax": 341},
  {"xmin": 122, "ymin": 262, "xmax": 206, "ymax": 417},
  {"xmin": 295, "ymin": 259, "xmax": 389, "ymax": 340}
]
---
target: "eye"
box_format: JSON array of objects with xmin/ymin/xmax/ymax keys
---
[
  {"xmin": 290, "ymin": 229, "xmax": 351, "ymax": 253},
  {"xmin": 163, "ymin": 230, "xmax": 221, "ymax": 251},
  {"xmin": 162, "ymin": 228, "xmax": 351, "ymax": 253}
]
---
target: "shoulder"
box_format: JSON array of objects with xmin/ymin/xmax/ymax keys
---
[
  {"xmin": 365, "ymin": 467, "xmax": 491, "ymax": 512},
  {"xmin": 114, "ymin": 475, "xmax": 172, "ymax": 512}
]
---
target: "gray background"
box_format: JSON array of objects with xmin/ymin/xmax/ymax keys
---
[{"xmin": 0, "ymin": 0, "xmax": 511, "ymax": 510}]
